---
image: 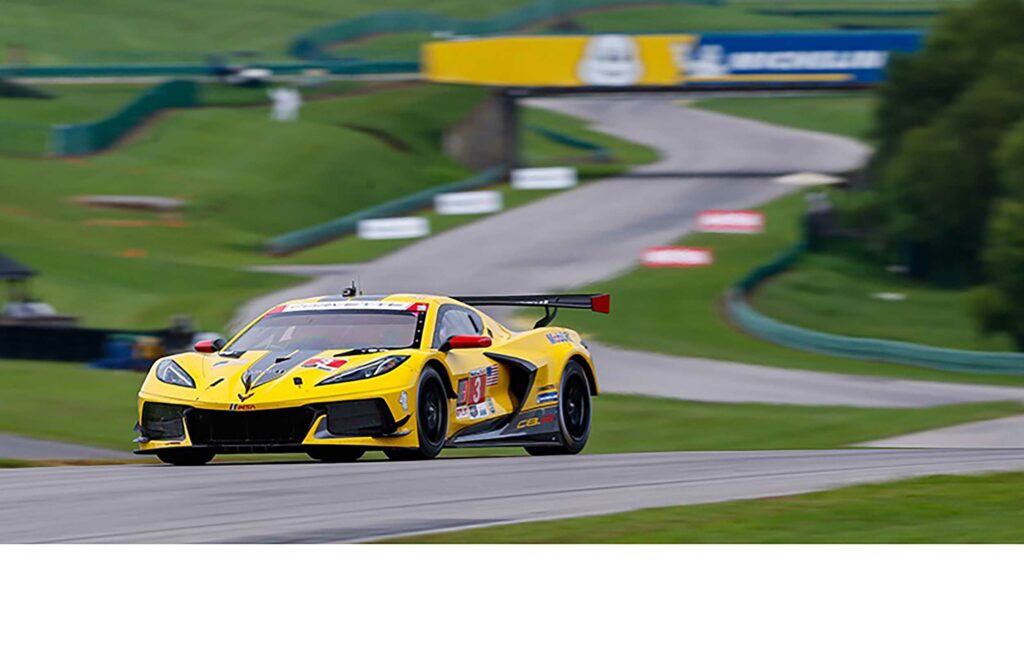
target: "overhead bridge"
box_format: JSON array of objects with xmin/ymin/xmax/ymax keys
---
[{"xmin": 421, "ymin": 30, "xmax": 921, "ymax": 168}]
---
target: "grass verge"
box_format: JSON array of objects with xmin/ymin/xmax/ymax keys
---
[
  {"xmin": 1, "ymin": 359, "xmax": 1019, "ymax": 454},
  {"xmin": 753, "ymin": 250, "xmax": 1015, "ymax": 352},
  {"xmin": 692, "ymin": 94, "xmax": 878, "ymax": 143},
  {"xmin": 0, "ymin": 83, "xmax": 485, "ymax": 330},
  {"xmin": 396, "ymin": 472, "xmax": 1024, "ymax": 543}
]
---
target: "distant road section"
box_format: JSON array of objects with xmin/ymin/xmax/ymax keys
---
[
  {"xmin": 239, "ymin": 98, "xmax": 869, "ymax": 322},
  {"xmin": 3, "ymin": 449, "xmax": 1024, "ymax": 542}
]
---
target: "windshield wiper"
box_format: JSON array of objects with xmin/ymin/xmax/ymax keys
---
[
  {"xmin": 334, "ymin": 347, "xmax": 399, "ymax": 357},
  {"xmin": 218, "ymin": 350, "xmax": 245, "ymax": 358}
]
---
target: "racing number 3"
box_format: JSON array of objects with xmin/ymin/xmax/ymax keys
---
[{"xmin": 459, "ymin": 375, "xmax": 486, "ymax": 406}]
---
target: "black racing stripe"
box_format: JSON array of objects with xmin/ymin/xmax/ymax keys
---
[{"xmin": 242, "ymin": 350, "xmax": 321, "ymax": 390}]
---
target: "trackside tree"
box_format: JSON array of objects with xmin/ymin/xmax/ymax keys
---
[{"xmin": 853, "ymin": 0, "xmax": 1024, "ymax": 347}]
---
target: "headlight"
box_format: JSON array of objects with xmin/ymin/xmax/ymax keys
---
[
  {"xmin": 155, "ymin": 359, "xmax": 196, "ymax": 388},
  {"xmin": 317, "ymin": 355, "xmax": 409, "ymax": 386}
]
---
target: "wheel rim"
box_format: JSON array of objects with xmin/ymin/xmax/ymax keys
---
[
  {"xmin": 562, "ymin": 373, "xmax": 589, "ymax": 441},
  {"xmin": 420, "ymin": 379, "xmax": 446, "ymax": 446}
]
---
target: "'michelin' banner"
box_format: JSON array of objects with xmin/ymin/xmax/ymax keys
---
[{"xmin": 423, "ymin": 31, "xmax": 922, "ymax": 88}]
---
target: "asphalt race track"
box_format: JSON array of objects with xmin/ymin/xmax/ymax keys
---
[
  {"xmin": 3, "ymin": 449, "xmax": 1024, "ymax": 542},
  {"xmin": 242, "ymin": 98, "xmax": 871, "ymax": 320}
]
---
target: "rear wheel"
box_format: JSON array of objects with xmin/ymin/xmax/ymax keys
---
[
  {"xmin": 385, "ymin": 366, "xmax": 448, "ymax": 460},
  {"xmin": 526, "ymin": 361, "xmax": 591, "ymax": 456},
  {"xmin": 307, "ymin": 447, "xmax": 365, "ymax": 463},
  {"xmin": 156, "ymin": 449, "xmax": 216, "ymax": 466}
]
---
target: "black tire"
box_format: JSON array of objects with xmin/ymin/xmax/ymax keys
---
[
  {"xmin": 526, "ymin": 360, "xmax": 591, "ymax": 456},
  {"xmin": 307, "ymin": 447, "xmax": 365, "ymax": 463},
  {"xmin": 156, "ymin": 449, "xmax": 216, "ymax": 466},
  {"xmin": 385, "ymin": 366, "xmax": 449, "ymax": 460}
]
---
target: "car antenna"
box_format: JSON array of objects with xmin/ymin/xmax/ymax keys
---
[{"xmin": 341, "ymin": 279, "xmax": 360, "ymax": 298}]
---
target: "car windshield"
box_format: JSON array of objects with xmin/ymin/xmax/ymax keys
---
[{"xmin": 225, "ymin": 311, "xmax": 419, "ymax": 353}]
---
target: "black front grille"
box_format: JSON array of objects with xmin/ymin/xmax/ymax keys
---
[
  {"xmin": 185, "ymin": 407, "xmax": 319, "ymax": 447},
  {"xmin": 141, "ymin": 403, "xmax": 186, "ymax": 440},
  {"xmin": 326, "ymin": 399, "xmax": 395, "ymax": 436}
]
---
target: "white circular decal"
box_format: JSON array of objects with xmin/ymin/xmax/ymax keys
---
[{"xmin": 577, "ymin": 35, "xmax": 644, "ymax": 86}]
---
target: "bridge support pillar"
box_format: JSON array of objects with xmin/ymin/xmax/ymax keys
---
[{"xmin": 442, "ymin": 90, "xmax": 519, "ymax": 172}]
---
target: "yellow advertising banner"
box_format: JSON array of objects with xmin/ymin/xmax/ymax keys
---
[{"xmin": 423, "ymin": 35, "xmax": 697, "ymax": 87}]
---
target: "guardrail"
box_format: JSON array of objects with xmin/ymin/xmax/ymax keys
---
[
  {"xmin": 265, "ymin": 166, "xmax": 506, "ymax": 255},
  {"xmin": 526, "ymin": 124, "xmax": 610, "ymax": 161},
  {"xmin": 289, "ymin": 0, "xmax": 721, "ymax": 59},
  {"xmin": 50, "ymin": 80, "xmax": 198, "ymax": 156},
  {"xmin": 725, "ymin": 233, "xmax": 1024, "ymax": 374},
  {"xmin": 0, "ymin": 59, "xmax": 418, "ymax": 79}
]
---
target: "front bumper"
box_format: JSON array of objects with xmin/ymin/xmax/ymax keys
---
[{"xmin": 135, "ymin": 391, "xmax": 416, "ymax": 455}]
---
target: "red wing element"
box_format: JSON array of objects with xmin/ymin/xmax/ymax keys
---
[{"xmin": 452, "ymin": 293, "xmax": 612, "ymax": 328}]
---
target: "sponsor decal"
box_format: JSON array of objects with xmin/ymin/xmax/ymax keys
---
[
  {"xmin": 399, "ymin": 390, "xmax": 409, "ymax": 412},
  {"xmin": 641, "ymin": 246, "xmax": 714, "ymax": 268},
  {"xmin": 695, "ymin": 210, "xmax": 764, "ymax": 234},
  {"xmin": 511, "ymin": 167, "xmax": 578, "ymax": 190},
  {"xmin": 537, "ymin": 390, "xmax": 559, "ymax": 404},
  {"xmin": 457, "ymin": 398, "xmax": 495, "ymax": 421},
  {"xmin": 457, "ymin": 372, "xmax": 487, "ymax": 406},
  {"xmin": 677, "ymin": 41, "xmax": 889, "ymax": 79},
  {"xmin": 280, "ymin": 301, "xmax": 425, "ymax": 313},
  {"xmin": 517, "ymin": 413, "xmax": 556, "ymax": 430},
  {"xmin": 546, "ymin": 332, "xmax": 572, "ymax": 344},
  {"xmin": 229, "ymin": 404, "xmax": 257, "ymax": 411},
  {"xmin": 302, "ymin": 358, "xmax": 348, "ymax": 372}
]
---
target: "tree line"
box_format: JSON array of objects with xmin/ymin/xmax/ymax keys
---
[{"xmin": 861, "ymin": 0, "xmax": 1024, "ymax": 347}]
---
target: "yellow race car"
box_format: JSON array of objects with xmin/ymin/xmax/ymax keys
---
[{"xmin": 134, "ymin": 292, "xmax": 609, "ymax": 465}]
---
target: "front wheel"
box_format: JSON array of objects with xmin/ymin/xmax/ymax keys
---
[
  {"xmin": 156, "ymin": 449, "xmax": 216, "ymax": 466},
  {"xmin": 385, "ymin": 366, "xmax": 448, "ymax": 460},
  {"xmin": 526, "ymin": 360, "xmax": 591, "ymax": 456}
]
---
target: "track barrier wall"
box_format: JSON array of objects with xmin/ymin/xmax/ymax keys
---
[
  {"xmin": 289, "ymin": 0, "xmax": 722, "ymax": 59},
  {"xmin": 265, "ymin": 166, "xmax": 506, "ymax": 255},
  {"xmin": 50, "ymin": 80, "xmax": 198, "ymax": 156},
  {"xmin": 726, "ymin": 223, "xmax": 1024, "ymax": 374},
  {"xmin": 0, "ymin": 59, "xmax": 417, "ymax": 79}
]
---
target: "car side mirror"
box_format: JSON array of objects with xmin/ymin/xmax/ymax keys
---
[
  {"xmin": 441, "ymin": 335, "xmax": 492, "ymax": 351},
  {"xmin": 194, "ymin": 338, "xmax": 227, "ymax": 353}
]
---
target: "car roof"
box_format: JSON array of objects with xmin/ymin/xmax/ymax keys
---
[{"xmin": 266, "ymin": 293, "xmax": 460, "ymax": 313}]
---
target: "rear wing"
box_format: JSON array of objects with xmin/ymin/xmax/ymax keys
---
[{"xmin": 453, "ymin": 293, "xmax": 610, "ymax": 328}]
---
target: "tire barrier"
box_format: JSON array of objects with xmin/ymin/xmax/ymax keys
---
[
  {"xmin": 264, "ymin": 166, "xmax": 506, "ymax": 255},
  {"xmin": 726, "ymin": 238, "xmax": 1024, "ymax": 374}
]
